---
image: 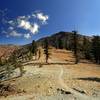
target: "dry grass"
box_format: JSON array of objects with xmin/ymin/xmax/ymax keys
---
[{"xmin": 0, "ymin": 48, "xmax": 100, "ymax": 100}]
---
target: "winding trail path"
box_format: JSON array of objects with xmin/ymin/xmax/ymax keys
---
[{"xmin": 58, "ymin": 66, "xmax": 98, "ymax": 100}]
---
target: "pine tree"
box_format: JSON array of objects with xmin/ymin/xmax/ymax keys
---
[
  {"xmin": 55, "ymin": 37, "xmax": 59, "ymax": 49},
  {"xmin": 31, "ymin": 40, "xmax": 37, "ymax": 59},
  {"xmin": 8, "ymin": 50, "xmax": 25, "ymax": 77},
  {"xmin": 38, "ymin": 49, "xmax": 41, "ymax": 60},
  {"xmin": 43, "ymin": 39, "xmax": 50, "ymax": 63},
  {"xmin": 82, "ymin": 36, "xmax": 92, "ymax": 60},
  {"xmin": 58, "ymin": 38, "xmax": 63, "ymax": 49},
  {"xmin": 72, "ymin": 31, "xmax": 79, "ymax": 64},
  {"xmin": 91, "ymin": 36, "xmax": 100, "ymax": 64},
  {"xmin": 64, "ymin": 37, "xmax": 69, "ymax": 50}
]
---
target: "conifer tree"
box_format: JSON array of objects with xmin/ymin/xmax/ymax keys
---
[
  {"xmin": 58, "ymin": 38, "xmax": 63, "ymax": 49},
  {"xmin": 43, "ymin": 39, "xmax": 50, "ymax": 63},
  {"xmin": 72, "ymin": 31, "xmax": 79, "ymax": 64},
  {"xmin": 82, "ymin": 36, "xmax": 92, "ymax": 60},
  {"xmin": 31, "ymin": 40, "xmax": 37, "ymax": 59},
  {"xmin": 91, "ymin": 36, "xmax": 100, "ymax": 64},
  {"xmin": 38, "ymin": 49, "xmax": 41, "ymax": 60}
]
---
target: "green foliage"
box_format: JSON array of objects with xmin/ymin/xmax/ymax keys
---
[
  {"xmin": 82, "ymin": 36, "xmax": 92, "ymax": 60},
  {"xmin": 8, "ymin": 51, "xmax": 17, "ymax": 65},
  {"xmin": 58, "ymin": 38, "xmax": 63, "ymax": 49},
  {"xmin": 38, "ymin": 31, "xmax": 100, "ymax": 64},
  {"xmin": 0, "ymin": 49, "xmax": 26, "ymax": 81},
  {"xmin": 55, "ymin": 37, "xmax": 59, "ymax": 49}
]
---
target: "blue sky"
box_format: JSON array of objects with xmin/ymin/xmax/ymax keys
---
[{"xmin": 0, "ymin": 0, "xmax": 100, "ymax": 45}]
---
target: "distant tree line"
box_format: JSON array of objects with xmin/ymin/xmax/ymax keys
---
[
  {"xmin": 38, "ymin": 31, "xmax": 100, "ymax": 64},
  {"xmin": 55, "ymin": 31, "xmax": 100, "ymax": 64},
  {"xmin": 23, "ymin": 32, "xmax": 100, "ymax": 64}
]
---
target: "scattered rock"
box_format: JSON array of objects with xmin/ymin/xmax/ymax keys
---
[
  {"xmin": 37, "ymin": 85, "xmax": 40, "ymax": 88},
  {"xmin": 23, "ymin": 89, "xmax": 26, "ymax": 93},
  {"xmin": 0, "ymin": 83, "xmax": 24, "ymax": 97},
  {"xmin": 57, "ymin": 88, "xmax": 71, "ymax": 95},
  {"xmin": 50, "ymin": 86, "xmax": 53, "ymax": 89},
  {"xmin": 38, "ymin": 76, "xmax": 40, "ymax": 78},
  {"xmin": 39, "ymin": 64, "xmax": 42, "ymax": 68},
  {"xmin": 17, "ymin": 89, "xmax": 22, "ymax": 94},
  {"xmin": 0, "ymin": 83, "xmax": 16, "ymax": 97}
]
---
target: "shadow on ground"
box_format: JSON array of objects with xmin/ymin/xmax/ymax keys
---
[
  {"xmin": 23, "ymin": 62, "xmax": 75, "ymax": 66},
  {"xmin": 77, "ymin": 77, "xmax": 100, "ymax": 83}
]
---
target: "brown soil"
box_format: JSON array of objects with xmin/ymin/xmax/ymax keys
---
[{"xmin": 0, "ymin": 48, "xmax": 100, "ymax": 100}]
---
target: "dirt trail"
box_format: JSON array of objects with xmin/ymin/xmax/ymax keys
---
[
  {"xmin": 0, "ymin": 49, "xmax": 100, "ymax": 100},
  {"xmin": 58, "ymin": 66, "xmax": 99, "ymax": 100}
]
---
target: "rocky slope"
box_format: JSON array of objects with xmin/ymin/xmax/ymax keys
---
[{"xmin": 0, "ymin": 45, "xmax": 20, "ymax": 60}]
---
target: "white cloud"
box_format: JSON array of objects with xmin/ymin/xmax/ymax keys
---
[
  {"xmin": 19, "ymin": 16, "xmax": 26, "ymax": 19},
  {"xmin": 5, "ymin": 11, "xmax": 49, "ymax": 39},
  {"xmin": 8, "ymin": 27, "xmax": 14, "ymax": 30},
  {"xmin": 30, "ymin": 23, "xmax": 39, "ymax": 34},
  {"xmin": 18, "ymin": 19, "xmax": 39, "ymax": 34},
  {"xmin": 27, "ymin": 15, "xmax": 31, "ymax": 19},
  {"xmin": 24, "ymin": 33, "xmax": 31, "ymax": 39},
  {"xmin": 32, "ymin": 14, "xmax": 36, "ymax": 17},
  {"xmin": 36, "ymin": 13, "xmax": 49, "ymax": 24},
  {"xmin": 19, "ymin": 20, "xmax": 31, "ymax": 30},
  {"xmin": 9, "ymin": 31, "xmax": 22, "ymax": 37},
  {"xmin": 2, "ymin": 30, "xmax": 7, "ymax": 34},
  {"xmin": 8, "ymin": 20, "xmax": 16, "ymax": 26},
  {"xmin": 8, "ymin": 20, "xmax": 14, "ymax": 24},
  {"xmin": 18, "ymin": 15, "xmax": 31, "ymax": 20}
]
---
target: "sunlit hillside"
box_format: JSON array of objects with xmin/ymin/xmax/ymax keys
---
[{"xmin": 0, "ymin": 48, "xmax": 100, "ymax": 100}]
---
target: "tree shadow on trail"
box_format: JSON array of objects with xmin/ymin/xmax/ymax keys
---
[
  {"xmin": 0, "ymin": 75, "xmax": 21, "ymax": 84},
  {"xmin": 23, "ymin": 62, "xmax": 75, "ymax": 66},
  {"xmin": 76, "ymin": 77, "xmax": 100, "ymax": 83}
]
